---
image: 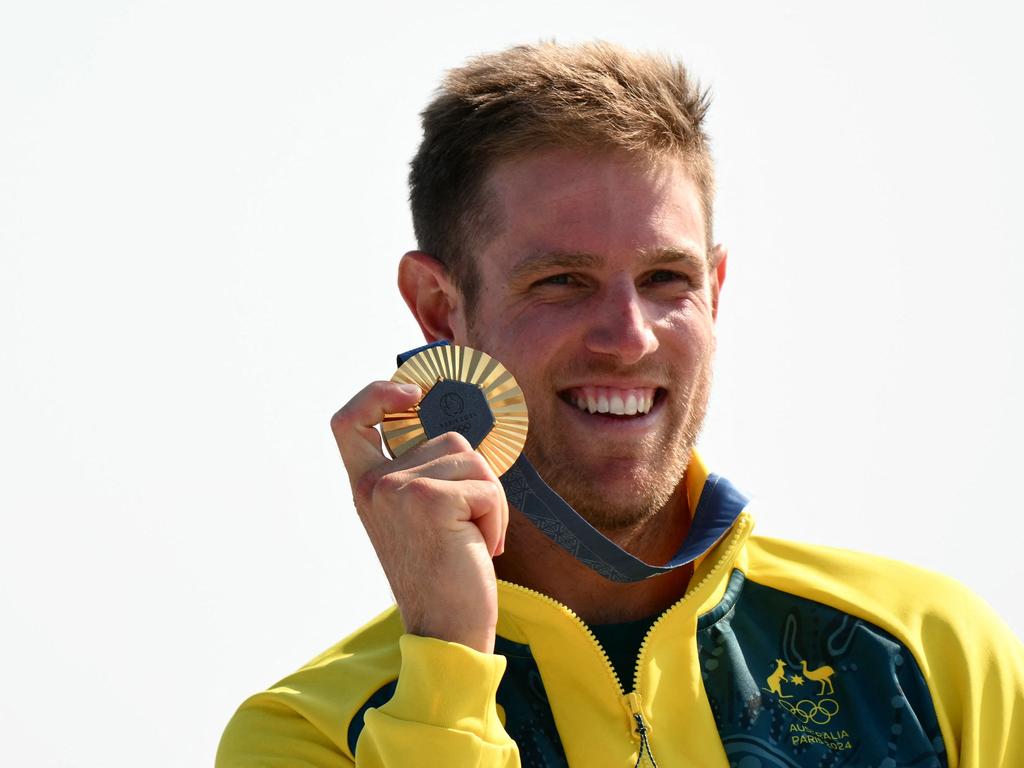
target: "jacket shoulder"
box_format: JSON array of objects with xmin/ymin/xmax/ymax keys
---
[{"xmin": 741, "ymin": 534, "xmax": 1001, "ymax": 634}]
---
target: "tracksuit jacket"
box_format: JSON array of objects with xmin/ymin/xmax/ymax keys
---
[{"xmin": 217, "ymin": 455, "xmax": 1024, "ymax": 767}]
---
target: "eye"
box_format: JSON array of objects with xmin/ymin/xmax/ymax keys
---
[
  {"xmin": 533, "ymin": 273, "xmax": 575, "ymax": 288},
  {"xmin": 644, "ymin": 269, "xmax": 690, "ymax": 285}
]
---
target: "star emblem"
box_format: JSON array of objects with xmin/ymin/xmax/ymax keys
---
[{"xmin": 789, "ymin": 674, "xmax": 805, "ymax": 685}]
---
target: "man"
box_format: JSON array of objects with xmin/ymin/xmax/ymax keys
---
[{"xmin": 218, "ymin": 42, "xmax": 1023, "ymax": 767}]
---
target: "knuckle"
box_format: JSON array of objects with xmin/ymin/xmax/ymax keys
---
[
  {"xmin": 329, "ymin": 408, "xmax": 351, "ymax": 433},
  {"xmin": 405, "ymin": 476, "xmax": 439, "ymax": 503},
  {"xmin": 484, "ymin": 481, "xmax": 504, "ymax": 508},
  {"xmin": 373, "ymin": 471, "xmax": 404, "ymax": 498},
  {"xmin": 352, "ymin": 470, "xmax": 381, "ymax": 506},
  {"xmin": 465, "ymin": 451, "xmax": 492, "ymax": 477}
]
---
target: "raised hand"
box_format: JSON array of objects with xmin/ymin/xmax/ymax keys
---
[{"xmin": 331, "ymin": 381, "xmax": 508, "ymax": 653}]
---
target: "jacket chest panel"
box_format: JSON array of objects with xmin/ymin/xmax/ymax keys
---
[{"xmin": 696, "ymin": 571, "xmax": 948, "ymax": 767}]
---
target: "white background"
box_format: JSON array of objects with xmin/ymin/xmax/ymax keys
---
[{"xmin": 2, "ymin": 1, "xmax": 1022, "ymax": 765}]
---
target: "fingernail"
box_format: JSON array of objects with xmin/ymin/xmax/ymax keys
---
[{"xmin": 398, "ymin": 383, "xmax": 421, "ymax": 396}]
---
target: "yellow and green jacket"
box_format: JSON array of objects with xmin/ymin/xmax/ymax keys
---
[{"xmin": 218, "ymin": 456, "xmax": 1024, "ymax": 767}]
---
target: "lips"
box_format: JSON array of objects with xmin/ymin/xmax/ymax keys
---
[{"xmin": 563, "ymin": 385, "xmax": 657, "ymax": 416}]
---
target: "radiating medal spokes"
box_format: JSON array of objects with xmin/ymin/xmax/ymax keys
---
[{"xmin": 381, "ymin": 344, "xmax": 529, "ymax": 478}]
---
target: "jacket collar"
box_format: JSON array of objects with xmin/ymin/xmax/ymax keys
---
[{"xmin": 495, "ymin": 451, "xmax": 754, "ymax": 640}]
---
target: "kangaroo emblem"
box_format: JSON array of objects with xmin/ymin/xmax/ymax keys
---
[
  {"xmin": 765, "ymin": 659, "xmax": 793, "ymax": 699},
  {"xmin": 800, "ymin": 660, "xmax": 836, "ymax": 696}
]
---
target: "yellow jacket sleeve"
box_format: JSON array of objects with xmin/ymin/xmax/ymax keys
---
[
  {"xmin": 920, "ymin": 579, "xmax": 1024, "ymax": 768},
  {"xmin": 355, "ymin": 636, "xmax": 520, "ymax": 766},
  {"xmin": 217, "ymin": 695, "xmax": 355, "ymax": 768},
  {"xmin": 217, "ymin": 635, "xmax": 520, "ymax": 767}
]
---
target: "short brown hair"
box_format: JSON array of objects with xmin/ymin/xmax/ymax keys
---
[{"xmin": 409, "ymin": 41, "xmax": 715, "ymax": 313}]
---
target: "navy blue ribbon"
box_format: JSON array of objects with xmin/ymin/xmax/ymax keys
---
[{"xmin": 396, "ymin": 342, "xmax": 748, "ymax": 582}]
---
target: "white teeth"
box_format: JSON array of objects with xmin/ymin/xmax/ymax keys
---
[
  {"xmin": 570, "ymin": 387, "xmax": 657, "ymax": 416},
  {"xmin": 625, "ymin": 393, "xmax": 638, "ymax": 415}
]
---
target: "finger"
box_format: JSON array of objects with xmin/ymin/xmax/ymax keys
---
[
  {"xmin": 390, "ymin": 435, "xmax": 506, "ymax": 554},
  {"xmin": 389, "ymin": 432, "xmax": 497, "ymax": 482},
  {"xmin": 409, "ymin": 477, "xmax": 508, "ymax": 558},
  {"xmin": 496, "ymin": 488, "xmax": 508, "ymax": 556},
  {"xmin": 331, "ymin": 380, "xmax": 422, "ymax": 483},
  {"xmin": 461, "ymin": 478, "xmax": 509, "ymax": 558}
]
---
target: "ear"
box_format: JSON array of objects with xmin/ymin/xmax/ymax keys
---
[
  {"xmin": 398, "ymin": 251, "xmax": 462, "ymax": 342},
  {"xmin": 710, "ymin": 243, "xmax": 728, "ymax": 321}
]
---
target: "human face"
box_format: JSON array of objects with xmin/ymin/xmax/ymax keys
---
[{"xmin": 456, "ymin": 148, "xmax": 721, "ymax": 530}]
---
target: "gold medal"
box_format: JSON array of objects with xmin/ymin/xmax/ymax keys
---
[{"xmin": 381, "ymin": 344, "xmax": 528, "ymax": 477}]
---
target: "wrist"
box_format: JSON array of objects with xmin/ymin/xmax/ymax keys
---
[{"xmin": 405, "ymin": 619, "xmax": 496, "ymax": 654}]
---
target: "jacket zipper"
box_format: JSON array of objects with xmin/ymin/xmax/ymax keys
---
[
  {"xmin": 626, "ymin": 692, "xmax": 658, "ymax": 768},
  {"xmin": 499, "ymin": 581, "xmax": 650, "ymax": 758},
  {"xmin": 631, "ymin": 512, "xmax": 751, "ymax": 693},
  {"xmin": 498, "ymin": 512, "xmax": 751, "ymax": 766}
]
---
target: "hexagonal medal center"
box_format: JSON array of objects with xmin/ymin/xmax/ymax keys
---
[{"xmin": 418, "ymin": 379, "xmax": 495, "ymax": 449}]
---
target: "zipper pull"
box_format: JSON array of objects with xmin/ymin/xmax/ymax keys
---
[{"xmin": 625, "ymin": 692, "xmax": 659, "ymax": 768}]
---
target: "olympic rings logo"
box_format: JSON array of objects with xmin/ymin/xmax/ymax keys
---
[{"xmin": 778, "ymin": 697, "xmax": 840, "ymax": 725}]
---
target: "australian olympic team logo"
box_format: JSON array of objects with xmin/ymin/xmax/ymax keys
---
[{"xmin": 764, "ymin": 658, "xmax": 839, "ymax": 723}]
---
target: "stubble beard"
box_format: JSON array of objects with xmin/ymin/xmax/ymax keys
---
[
  {"xmin": 466, "ymin": 315, "xmax": 715, "ymax": 535},
  {"xmin": 525, "ymin": 364, "xmax": 712, "ymax": 533}
]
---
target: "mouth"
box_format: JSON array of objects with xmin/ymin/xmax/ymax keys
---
[{"xmin": 558, "ymin": 385, "xmax": 664, "ymax": 417}]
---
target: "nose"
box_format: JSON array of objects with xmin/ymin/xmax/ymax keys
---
[{"xmin": 583, "ymin": 278, "xmax": 659, "ymax": 364}]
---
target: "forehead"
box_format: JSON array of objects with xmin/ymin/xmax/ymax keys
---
[{"xmin": 478, "ymin": 148, "xmax": 707, "ymax": 275}]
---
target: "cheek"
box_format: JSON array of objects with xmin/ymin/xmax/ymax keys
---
[
  {"xmin": 491, "ymin": 306, "xmax": 578, "ymax": 359},
  {"xmin": 466, "ymin": 314, "xmax": 554, "ymax": 396},
  {"xmin": 659, "ymin": 308, "xmax": 715, "ymax": 352}
]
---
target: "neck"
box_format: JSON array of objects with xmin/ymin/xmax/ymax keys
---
[{"xmin": 493, "ymin": 484, "xmax": 693, "ymax": 624}]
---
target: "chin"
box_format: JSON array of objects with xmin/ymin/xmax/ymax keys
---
[
  {"xmin": 571, "ymin": 492, "xmax": 667, "ymax": 533},
  {"xmin": 543, "ymin": 461, "xmax": 683, "ymax": 532},
  {"xmin": 523, "ymin": 416, "xmax": 696, "ymax": 521}
]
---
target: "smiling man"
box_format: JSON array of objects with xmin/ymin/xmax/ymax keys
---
[{"xmin": 218, "ymin": 43, "xmax": 1024, "ymax": 767}]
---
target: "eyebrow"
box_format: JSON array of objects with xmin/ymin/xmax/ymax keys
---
[
  {"xmin": 507, "ymin": 246, "xmax": 706, "ymax": 282},
  {"xmin": 638, "ymin": 246, "xmax": 707, "ymax": 269}
]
